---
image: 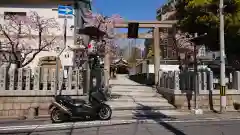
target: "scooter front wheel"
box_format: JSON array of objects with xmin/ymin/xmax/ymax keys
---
[
  {"xmin": 98, "ymin": 104, "xmax": 112, "ymax": 120},
  {"xmin": 51, "ymin": 108, "xmax": 69, "ymax": 123}
]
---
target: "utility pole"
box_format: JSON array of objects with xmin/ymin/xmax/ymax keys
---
[
  {"xmin": 219, "ymin": 0, "xmax": 226, "ymax": 113},
  {"xmin": 193, "ymin": 33, "xmax": 199, "ymax": 112}
]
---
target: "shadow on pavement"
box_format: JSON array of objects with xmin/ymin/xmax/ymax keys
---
[
  {"xmin": 209, "ymin": 90, "xmax": 218, "ymax": 113},
  {"xmin": 109, "ymin": 93, "xmax": 122, "ymax": 100},
  {"xmin": 134, "ymin": 103, "xmax": 186, "ymax": 135},
  {"xmin": 129, "ymin": 74, "xmax": 155, "ymax": 86}
]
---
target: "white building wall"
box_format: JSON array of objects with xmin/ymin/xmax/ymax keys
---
[{"xmin": 0, "ymin": 5, "xmax": 76, "ymax": 69}]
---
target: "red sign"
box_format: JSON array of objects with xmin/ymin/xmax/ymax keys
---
[{"xmin": 87, "ymin": 44, "xmax": 92, "ymax": 48}]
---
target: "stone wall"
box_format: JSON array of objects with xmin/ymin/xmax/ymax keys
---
[
  {"xmin": 158, "ymin": 88, "xmax": 240, "ymax": 111},
  {"xmin": 156, "ymin": 70, "xmax": 240, "ymax": 111},
  {"xmin": 0, "ymin": 67, "xmax": 84, "ymax": 118},
  {"xmin": 0, "ymin": 97, "xmax": 53, "ymax": 118}
]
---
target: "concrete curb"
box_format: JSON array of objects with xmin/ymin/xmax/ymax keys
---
[
  {"xmin": 110, "ymin": 106, "xmax": 176, "ymax": 110},
  {"xmin": 0, "ymin": 120, "xmax": 136, "ymax": 134}
]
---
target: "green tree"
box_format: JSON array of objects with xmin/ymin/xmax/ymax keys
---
[{"xmin": 159, "ymin": 0, "xmax": 240, "ymax": 62}]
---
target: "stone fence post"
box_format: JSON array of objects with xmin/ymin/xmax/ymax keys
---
[
  {"xmin": 33, "ymin": 67, "xmax": 41, "ymax": 90},
  {"xmin": 197, "ymin": 71, "xmax": 202, "ymax": 92},
  {"xmin": 25, "ymin": 68, "xmax": 31, "ymax": 90},
  {"xmin": 233, "ymin": 71, "xmax": 240, "ymax": 90},
  {"xmin": 174, "ymin": 71, "xmax": 180, "ymax": 91},
  {"xmin": 157, "ymin": 70, "xmax": 162, "ymax": 86},
  {"xmin": 67, "ymin": 67, "xmax": 73, "ymax": 90},
  {"xmin": 179, "ymin": 72, "xmax": 184, "ymax": 90},
  {"xmin": 9, "ymin": 68, "xmax": 16, "ymax": 90},
  {"xmin": 167, "ymin": 71, "xmax": 171, "ymax": 88},
  {"xmin": 0, "ymin": 67, "xmax": 7, "ymax": 90},
  {"xmin": 201, "ymin": 71, "xmax": 207, "ymax": 91},
  {"xmin": 17, "ymin": 68, "xmax": 23, "ymax": 90},
  {"xmin": 208, "ymin": 71, "xmax": 214, "ymax": 91}
]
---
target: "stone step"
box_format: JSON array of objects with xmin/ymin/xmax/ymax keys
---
[
  {"xmin": 111, "ymin": 84, "xmax": 151, "ymax": 87},
  {"xmin": 110, "ymin": 80, "xmax": 140, "ymax": 84},
  {"xmin": 111, "ymin": 89, "xmax": 155, "ymax": 93},
  {"xmin": 111, "ymin": 91, "xmax": 157, "ymax": 97},
  {"xmin": 109, "ymin": 96, "xmax": 168, "ymax": 102},
  {"xmin": 111, "ymin": 86, "xmax": 153, "ymax": 90},
  {"xmin": 107, "ymin": 102, "xmax": 175, "ymax": 110},
  {"xmin": 111, "ymin": 84, "xmax": 143, "ymax": 86},
  {"xmin": 112, "ymin": 84, "xmax": 151, "ymax": 86},
  {"xmin": 112, "ymin": 110, "xmax": 190, "ymax": 118}
]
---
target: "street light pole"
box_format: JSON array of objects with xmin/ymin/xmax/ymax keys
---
[{"xmin": 219, "ymin": 0, "xmax": 226, "ymax": 112}]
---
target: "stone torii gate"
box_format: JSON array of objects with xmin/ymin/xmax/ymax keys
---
[{"xmin": 114, "ymin": 20, "xmax": 177, "ymax": 85}]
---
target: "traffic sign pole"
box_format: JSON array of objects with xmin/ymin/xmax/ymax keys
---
[
  {"xmin": 55, "ymin": 16, "xmax": 67, "ymax": 96},
  {"xmin": 55, "ymin": 5, "xmax": 73, "ymax": 96}
]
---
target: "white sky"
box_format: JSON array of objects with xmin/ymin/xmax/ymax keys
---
[{"xmin": 115, "ymin": 39, "xmax": 145, "ymax": 49}]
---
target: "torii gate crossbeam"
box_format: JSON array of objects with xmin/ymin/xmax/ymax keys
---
[
  {"xmin": 114, "ymin": 20, "xmax": 177, "ymax": 28},
  {"xmin": 115, "ymin": 33, "xmax": 153, "ymax": 39}
]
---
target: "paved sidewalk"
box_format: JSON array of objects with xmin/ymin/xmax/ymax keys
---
[{"xmin": 175, "ymin": 111, "xmax": 240, "ymax": 120}]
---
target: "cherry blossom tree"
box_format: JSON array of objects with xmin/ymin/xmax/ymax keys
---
[
  {"xmin": 174, "ymin": 31, "xmax": 195, "ymax": 55},
  {"xmin": 83, "ymin": 9, "xmax": 124, "ymax": 56},
  {"xmin": 0, "ymin": 11, "xmax": 60, "ymax": 69},
  {"xmin": 172, "ymin": 31, "xmax": 198, "ymax": 71}
]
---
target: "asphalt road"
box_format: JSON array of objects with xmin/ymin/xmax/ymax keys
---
[
  {"xmin": 0, "ymin": 119, "xmax": 50, "ymax": 127},
  {"xmin": 2, "ymin": 119, "xmax": 240, "ymax": 135}
]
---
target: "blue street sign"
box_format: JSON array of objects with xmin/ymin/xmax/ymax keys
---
[{"xmin": 58, "ymin": 5, "xmax": 73, "ymax": 16}]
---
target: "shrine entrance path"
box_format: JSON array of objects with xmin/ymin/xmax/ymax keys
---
[{"xmin": 107, "ymin": 74, "xmax": 190, "ymax": 119}]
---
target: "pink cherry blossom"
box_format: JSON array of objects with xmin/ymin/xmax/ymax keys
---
[{"xmin": 83, "ymin": 10, "xmax": 124, "ymax": 57}]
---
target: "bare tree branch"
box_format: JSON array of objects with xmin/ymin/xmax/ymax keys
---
[{"xmin": 0, "ymin": 11, "xmax": 60, "ymax": 68}]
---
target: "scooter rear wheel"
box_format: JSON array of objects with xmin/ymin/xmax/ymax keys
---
[
  {"xmin": 51, "ymin": 108, "xmax": 69, "ymax": 123},
  {"xmin": 98, "ymin": 104, "xmax": 112, "ymax": 120}
]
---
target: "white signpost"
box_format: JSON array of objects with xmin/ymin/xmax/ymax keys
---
[{"xmin": 55, "ymin": 5, "xmax": 74, "ymax": 96}]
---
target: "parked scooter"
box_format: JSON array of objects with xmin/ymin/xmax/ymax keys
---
[
  {"xmin": 49, "ymin": 45, "xmax": 112, "ymax": 123},
  {"xmin": 49, "ymin": 89, "xmax": 112, "ymax": 123}
]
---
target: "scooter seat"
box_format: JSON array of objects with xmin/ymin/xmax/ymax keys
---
[
  {"xmin": 69, "ymin": 99, "xmax": 85, "ymax": 107},
  {"xmin": 72, "ymin": 99, "xmax": 86, "ymax": 104}
]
